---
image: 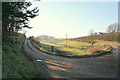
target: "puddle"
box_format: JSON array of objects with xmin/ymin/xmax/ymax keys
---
[{"xmin": 36, "ymin": 59, "xmax": 43, "ymax": 62}]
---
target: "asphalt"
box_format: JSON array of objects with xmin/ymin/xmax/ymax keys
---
[{"xmin": 23, "ymin": 39, "xmax": 118, "ymax": 78}]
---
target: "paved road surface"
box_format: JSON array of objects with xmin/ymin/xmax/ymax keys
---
[{"xmin": 23, "ymin": 39, "xmax": 118, "ymax": 78}]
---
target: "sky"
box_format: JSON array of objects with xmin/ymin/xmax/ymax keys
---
[{"xmin": 25, "ymin": 1, "xmax": 118, "ymax": 38}]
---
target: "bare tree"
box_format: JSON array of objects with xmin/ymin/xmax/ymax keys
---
[
  {"xmin": 89, "ymin": 29, "xmax": 94, "ymax": 36},
  {"xmin": 106, "ymin": 23, "xmax": 119, "ymax": 33}
]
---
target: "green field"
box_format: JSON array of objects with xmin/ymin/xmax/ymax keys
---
[{"xmin": 31, "ymin": 39, "xmax": 112, "ymax": 57}]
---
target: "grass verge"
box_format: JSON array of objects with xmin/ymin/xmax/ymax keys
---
[
  {"xmin": 27, "ymin": 39, "xmax": 34, "ymax": 51},
  {"xmin": 30, "ymin": 39, "xmax": 113, "ymax": 58},
  {"xmin": 2, "ymin": 34, "xmax": 36, "ymax": 78}
]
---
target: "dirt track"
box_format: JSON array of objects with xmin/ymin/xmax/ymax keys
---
[{"xmin": 23, "ymin": 39, "xmax": 118, "ymax": 78}]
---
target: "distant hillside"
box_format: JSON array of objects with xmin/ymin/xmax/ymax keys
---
[
  {"xmin": 35, "ymin": 35, "xmax": 57, "ymax": 41},
  {"xmin": 57, "ymin": 38, "xmax": 72, "ymax": 41},
  {"xmin": 73, "ymin": 32, "xmax": 119, "ymax": 42}
]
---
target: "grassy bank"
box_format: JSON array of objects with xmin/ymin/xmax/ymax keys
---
[
  {"xmin": 73, "ymin": 32, "xmax": 118, "ymax": 42},
  {"xmin": 2, "ymin": 33, "xmax": 36, "ymax": 78},
  {"xmin": 30, "ymin": 38, "xmax": 112, "ymax": 58}
]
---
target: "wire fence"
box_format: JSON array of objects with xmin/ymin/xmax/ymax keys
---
[
  {"xmin": 31, "ymin": 40, "xmax": 63, "ymax": 54},
  {"xmin": 40, "ymin": 43, "xmax": 63, "ymax": 54}
]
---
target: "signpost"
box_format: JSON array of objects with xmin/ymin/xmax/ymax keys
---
[{"xmin": 51, "ymin": 46, "xmax": 54, "ymax": 53}]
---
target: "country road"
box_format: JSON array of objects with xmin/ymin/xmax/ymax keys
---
[{"xmin": 23, "ymin": 39, "xmax": 118, "ymax": 78}]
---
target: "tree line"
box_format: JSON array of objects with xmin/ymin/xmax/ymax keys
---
[{"xmin": 2, "ymin": 1, "xmax": 39, "ymax": 39}]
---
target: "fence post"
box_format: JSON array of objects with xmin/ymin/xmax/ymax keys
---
[
  {"xmin": 39, "ymin": 43, "xmax": 41, "ymax": 47},
  {"xmin": 51, "ymin": 46, "xmax": 54, "ymax": 53}
]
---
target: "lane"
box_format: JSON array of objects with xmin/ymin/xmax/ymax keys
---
[
  {"xmin": 96, "ymin": 41, "xmax": 118, "ymax": 62},
  {"xmin": 23, "ymin": 39, "xmax": 118, "ymax": 78}
]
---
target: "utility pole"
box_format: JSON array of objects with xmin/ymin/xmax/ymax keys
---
[{"xmin": 66, "ymin": 34, "xmax": 67, "ymax": 47}]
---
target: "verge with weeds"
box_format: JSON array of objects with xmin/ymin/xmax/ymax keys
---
[
  {"xmin": 30, "ymin": 38, "xmax": 113, "ymax": 58},
  {"xmin": 2, "ymin": 34, "xmax": 36, "ymax": 78}
]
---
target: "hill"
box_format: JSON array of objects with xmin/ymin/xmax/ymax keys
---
[{"xmin": 72, "ymin": 32, "xmax": 119, "ymax": 42}]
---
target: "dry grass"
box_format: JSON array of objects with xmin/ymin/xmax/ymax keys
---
[
  {"xmin": 95, "ymin": 40, "xmax": 118, "ymax": 44},
  {"xmin": 88, "ymin": 45, "xmax": 111, "ymax": 54}
]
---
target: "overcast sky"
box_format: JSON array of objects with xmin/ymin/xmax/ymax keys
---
[{"xmin": 25, "ymin": 1, "xmax": 118, "ymax": 38}]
